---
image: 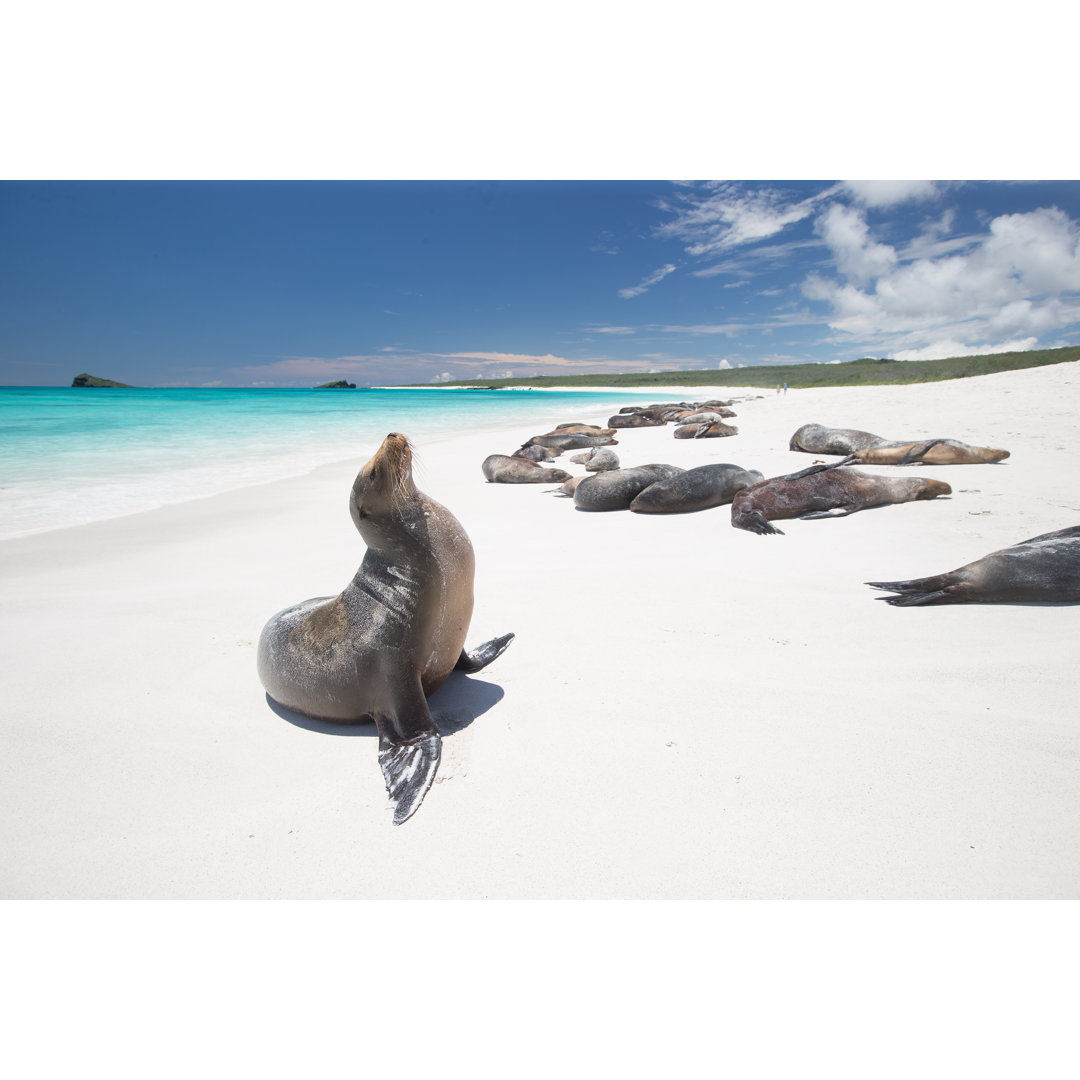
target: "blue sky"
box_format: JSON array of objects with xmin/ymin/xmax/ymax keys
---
[{"xmin": 2, "ymin": 179, "xmax": 1079, "ymax": 387}]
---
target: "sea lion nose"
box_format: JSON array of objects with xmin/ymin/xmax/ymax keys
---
[{"xmin": 388, "ymin": 432, "xmax": 403, "ymax": 440}]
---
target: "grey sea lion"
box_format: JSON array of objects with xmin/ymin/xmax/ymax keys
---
[
  {"xmin": 673, "ymin": 409, "xmax": 737, "ymax": 423},
  {"xmin": 851, "ymin": 439, "xmax": 1010, "ymax": 465},
  {"xmin": 257, "ymin": 433, "xmax": 514, "ymax": 825},
  {"xmin": 526, "ymin": 432, "xmax": 618, "ymax": 451},
  {"xmin": 608, "ymin": 412, "xmax": 667, "ymax": 429},
  {"xmin": 574, "ymin": 447, "xmax": 620, "ymax": 472},
  {"xmin": 673, "ymin": 420, "xmax": 738, "ymax": 439},
  {"xmin": 867, "ymin": 525, "xmax": 1080, "ymax": 605},
  {"xmin": 629, "ymin": 463, "xmax": 764, "ymax": 514},
  {"xmin": 730, "ymin": 461, "xmax": 951, "ymax": 535},
  {"xmin": 483, "ymin": 454, "xmax": 572, "ymax": 483},
  {"xmin": 789, "ymin": 423, "xmax": 894, "ymax": 455},
  {"xmin": 513, "ymin": 444, "xmax": 561, "ymax": 462},
  {"xmin": 573, "ymin": 464, "xmax": 685, "ymax": 512}
]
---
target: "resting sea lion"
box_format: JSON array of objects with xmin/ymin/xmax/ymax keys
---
[
  {"xmin": 629, "ymin": 463, "xmax": 764, "ymax": 514},
  {"xmin": 789, "ymin": 423, "xmax": 894, "ymax": 455},
  {"xmin": 608, "ymin": 413, "xmax": 667, "ymax": 429},
  {"xmin": 258, "ymin": 433, "xmax": 514, "ymax": 825},
  {"xmin": 730, "ymin": 462, "xmax": 951, "ymax": 535},
  {"xmin": 483, "ymin": 454, "xmax": 572, "ymax": 483},
  {"xmin": 526, "ymin": 432, "xmax": 618, "ymax": 451},
  {"xmin": 851, "ymin": 439, "xmax": 1010, "ymax": 465},
  {"xmin": 513, "ymin": 444, "xmax": 561, "ymax": 462},
  {"xmin": 547, "ymin": 423, "xmax": 617, "ymax": 436},
  {"xmin": 575, "ymin": 447, "xmax": 620, "ymax": 472},
  {"xmin": 867, "ymin": 525, "xmax": 1080, "ymax": 605},
  {"xmin": 674, "ymin": 420, "xmax": 738, "ymax": 439},
  {"xmin": 573, "ymin": 464, "xmax": 685, "ymax": 512}
]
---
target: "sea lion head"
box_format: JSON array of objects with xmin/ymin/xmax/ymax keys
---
[
  {"xmin": 349, "ymin": 433, "xmax": 420, "ymax": 544},
  {"xmin": 914, "ymin": 477, "xmax": 953, "ymax": 500}
]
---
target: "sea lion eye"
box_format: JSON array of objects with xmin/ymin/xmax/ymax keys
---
[{"xmin": 369, "ymin": 468, "xmax": 378, "ymax": 481}]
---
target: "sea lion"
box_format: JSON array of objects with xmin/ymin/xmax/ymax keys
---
[
  {"xmin": 258, "ymin": 433, "xmax": 514, "ymax": 825},
  {"xmin": 573, "ymin": 464, "xmax": 685, "ymax": 512},
  {"xmin": 673, "ymin": 420, "xmax": 738, "ymax": 439},
  {"xmin": 789, "ymin": 423, "xmax": 894, "ymax": 455},
  {"xmin": 629, "ymin": 463, "xmax": 764, "ymax": 514},
  {"xmin": 730, "ymin": 461, "xmax": 951, "ymax": 535},
  {"xmin": 670, "ymin": 409, "xmax": 737, "ymax": 423},
  {"xmin": 789, "ymin": 424, "xmax": 1010, "ymax": 464},
  {"xmin": 547, "ymin": 423, "xmax": 617, "ymax": 437},
  {"xmin": 513, "ymin": 443, "xmax": 561, "ymax": 462},
  {"xmin": 553, "ymin": 476, "xmax": 588, "ymax": 497},
  {"xmin": 483, "ymin": 454, "xmax": 572, "ymax": 483},
  {"xmin": 867, "ymin": 525, "xmax": 1080, "ymax": 605},
  {"xmin": 608, "ymin": 413, "xmax": 667, "ymax": 429},
  {"xmin": 851, "ymin": 439, "xmax": 1010, "ymax": 465},
  {"xmin": 575, "ymin": 447, "xmax": 620, "ymax": 472},
  {"xmin": 526, "ymin": 432, "xmax": 618, "ymax": 451}
]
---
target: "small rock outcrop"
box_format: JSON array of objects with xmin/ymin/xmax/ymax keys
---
[
  {"xmin": 72, "ymin": 373, "xmax": 134, "ymax": 387},
  {"xmin": 314, "ymin": 380, "xmax": 357, "ymax": 389}
]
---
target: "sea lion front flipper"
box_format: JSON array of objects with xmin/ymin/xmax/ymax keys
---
[
  {"xmin": 455, "ymin": 632, "xmax": 515, "ymax": 673},
  {"xmin": 374, "ymin": 673, "xmax": 443, "ymax": 825}
]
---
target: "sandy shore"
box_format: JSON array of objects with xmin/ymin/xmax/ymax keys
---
[{"xmin": 3, "ymin": 363, "xmax": 1079, "ymax": 899}]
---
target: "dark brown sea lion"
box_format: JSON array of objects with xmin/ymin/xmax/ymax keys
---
[
  {"xmin": 867, "ymin": 525, "xmax": 1080, "ymax": 605},
  {"xmin": 257, "ymin": 433, "xmax": 514, "ymax": 825},
  {"xmin": 483, "ymin": 454, "xmax": 572, "ymax": 483},
  {"xmin": 629, "ymin": 463, "xmax": 764, "ymax": 514},
  {"xmin": 730, "ymin": 462, "xmax": 951, "ymax": 535},
  {"xmin": 573, "ymin": 464, "xmax": 685, "ymax": 512}
]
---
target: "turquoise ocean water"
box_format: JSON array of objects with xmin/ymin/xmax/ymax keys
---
[{"xmin": 0, "ymin": 387, "xmax": 632, "ymax": 540}]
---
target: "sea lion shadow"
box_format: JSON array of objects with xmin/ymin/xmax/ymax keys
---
[{"xmin": 266, "ymin": 674, "xmax": 505, "ymax": 738}]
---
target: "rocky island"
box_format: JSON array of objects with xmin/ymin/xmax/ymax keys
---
[
  {"xmin": 72, "ymin": 373, "xmax": 134, "ymax": 387},
  {"xmin": 314, "ymin": 380, "xmax": 357, "ymax": 389}
]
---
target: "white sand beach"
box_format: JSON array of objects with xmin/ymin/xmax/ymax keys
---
[{"xmin": 2, "ymin": 362, "xmax": 1079, "ymax": 899}]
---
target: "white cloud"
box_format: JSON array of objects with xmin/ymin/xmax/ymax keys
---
[
  {"xmin": 842, "ymin": 181, "xmax": 941, "ymax": 207},
  {"xmin": 891, "ymin": 338, "xmax": 1039, "ymax": 362},
  {"xmin": 654, "ymin": 182, "xmax": 825, "ymax": 258},
  {"xmin": 817, "ymin": 203, "xmax": 897, "ymax": 284},
  {"xmin": 803, "ymin": 204, "xmax": 1080, "ymax": 356},
  {"xmin": 618, "ymin": 263, "xmax": 677, "ymax": 299},
  {"xmin": 588, "ymin": 325, "xmax": 637, "ymax": 335}
]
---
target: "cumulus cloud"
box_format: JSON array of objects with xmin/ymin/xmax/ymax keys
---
[
  {"xmin": 841, "ymin": 180, "xmax": 941, "ymax": 207},
  {"xmin": 618, "ymin": 263, "xmax": 677, "ymax": 299},
  {"xmin": 803, "ymin": 204, "xmax": 1080, "ymax": 357}
]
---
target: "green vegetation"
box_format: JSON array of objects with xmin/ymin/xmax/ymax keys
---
[
  {"xmin": 314, "ymin": 379, "xmax": 357, "ymax": 389},
  {"xmin": 71, "ymin": 373, "xmax": 134, "ymax": 387},
  {"xmin": 423, "ymin": 345, "xmax": 1080, "ymax": 391}
]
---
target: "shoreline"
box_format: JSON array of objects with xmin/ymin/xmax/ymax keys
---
[{"xmin": 3, "ymin": 362, "xmax": 1078, "ymax": 898}]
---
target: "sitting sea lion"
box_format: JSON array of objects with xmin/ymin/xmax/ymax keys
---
[
  {"xmin": 629, "ymin": 463, "xmax": 764, "ymax": 514},
  {"xmin": 483, "ymin": 455, "xmax": 572, "ymax": 483},
  {"xmin": 573, "ymin": 464, "xmax": 685, "ymax": 512},
  {"xmin": 867, "ymin": 525, "xmax": 1080, "ymax": 605},
  {"xmin": 258, "ymin": 433, "xmax": 514, "ymax": 825},
  {"xmin": 730, "ymin": 462, "xmax": 951, "ymax": 535}
]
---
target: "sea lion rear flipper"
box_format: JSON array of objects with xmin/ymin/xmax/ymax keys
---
[
  {"xmin": 455, "ymin": 632, "xmax": 515, "ymax": 673},
  {"xmin": 374, "ymin": 675, "xmax": 443, "ymax": 825},
  {"xmin": 865, "ymin": 575, "xmax": 959, "ymax": 606}
]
